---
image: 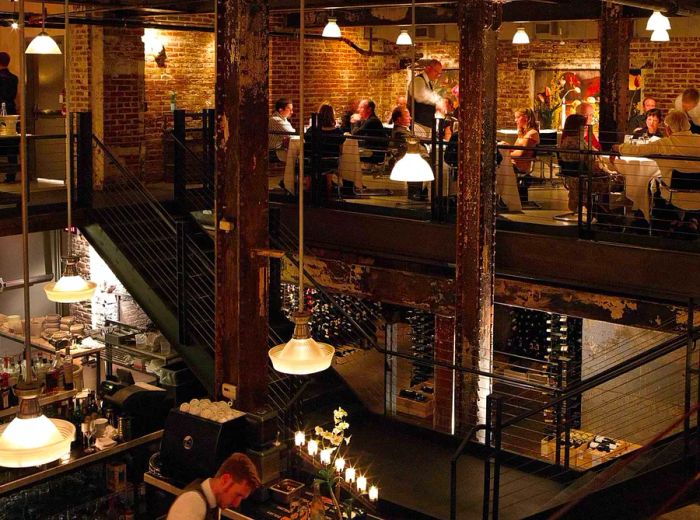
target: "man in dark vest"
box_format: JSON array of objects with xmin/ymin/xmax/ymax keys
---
[
  {"xmin": 407, "ymin": 59, "xmax": 446, "ymax": 138},
  {"xmin": 0, "ymin": 52, "xmax": 17, "ymax": 116},
  {"xmin": 167, "ymin": 453, "xmax": 261, "ymax": 520}
]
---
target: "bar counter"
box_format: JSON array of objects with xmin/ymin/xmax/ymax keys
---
[{"xmin": 0, "ymin": 429, "xmax": 163, "ymax": 496}]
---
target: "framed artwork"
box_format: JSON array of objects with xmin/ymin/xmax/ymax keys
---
[
  {"xmin": 433, "ymin": 68, "xmax": 460, "ymax": 108},
  {"xmin": 533, "ymin": 69, "xmax": 600, "ymax": 129}
]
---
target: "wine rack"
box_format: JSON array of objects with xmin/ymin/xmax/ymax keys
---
[{"xmin": 406, "ymin": 309, "xmax": 434, "ymax": 387}]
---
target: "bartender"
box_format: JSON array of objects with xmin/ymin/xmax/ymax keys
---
[{"xmin": 167, "ymin": 453, "xmax": 260, "ymax": 520}]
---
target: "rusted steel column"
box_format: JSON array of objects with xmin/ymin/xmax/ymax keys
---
[
  {"xmin": 455, "ymin": 0, "xmax": 497, "ymax": 433},
  {"xmin": 599, "ymin": 1, "xmax": 632, "ymax": 149},
  {"xmin": 215, "ymin": 0, "xmax": 269, "ymax": 411},
  {"xmin": 433, "ymin": 314, "xmax": 457, "ymax": 434}
]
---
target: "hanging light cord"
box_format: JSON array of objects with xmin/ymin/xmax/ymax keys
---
[
  {"xmin": 19, "ymin": 0, "xmax": 32, "ymax": 381},
  {"xmin": 410, "ymin": 0, "xmax": 416, "ymax": 132},
  {"xmin": 298, "ymin": 0, "xmax": 305, "ymax": 310},
  {"xmin": 64, "ymin": 0, "xmax": 71, "ymax": 257}
]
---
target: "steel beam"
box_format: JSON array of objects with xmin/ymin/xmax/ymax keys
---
[
  {"xmin": 599, "ymin": 1, "xmax": 632, "ymax": 148},
  {"xmin": 215, "ymin": 0, "xmax": 270, "ymax": 411}
]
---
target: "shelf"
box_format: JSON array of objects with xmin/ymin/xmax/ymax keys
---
[
  {"xmin": 0, "ymin": 328, "xmax": 105, "ymax": 359},
  {"xmin": 108, "ymin": 343, "xmax": 180, "ymax": 363},
  {"xmin": 0, "ymin": 430, "xmax": 163, "ymax": 496},
  {"xmin": 0, "ymin": 389, "xmax": 77, "ymax": 419}
]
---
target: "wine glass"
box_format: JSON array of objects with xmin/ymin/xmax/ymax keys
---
[{"xmin": 84, "ymin": 420, "xmax": 97, "ymax": 453}]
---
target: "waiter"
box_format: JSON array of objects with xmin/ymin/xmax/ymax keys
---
[
  {"xmin": 167, "ymin": 453, "xmax": 260, "ymax": 520},
  {"xmin": 407, "ymin": 59, "xmax": 446, "ymax": 138},
  {"xmin": 0, "ymin": 52, "xmax": 17, "ymax": 116}
]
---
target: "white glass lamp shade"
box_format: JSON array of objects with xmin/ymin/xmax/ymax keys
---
[
  {"xmin": 45, "ymin": 275, "xmax": 97, "ymax": 303},
  {"xmin": 650, "ymin": 29, "xmax": 670, "ymax": 42},
  {"xmin": 396, "ymin": 30, "xmax": 413, "ymax": 46},
  {"xmin": 44, "ymin": 256, "xmax": 97, "ymax": 303},
  {"xmin": 390, "ymin": 138, "xmax": 435, "ymax": 182},
  {"xmin": 322, "ymin": 18, "xmax": 342, "ymax": 38},
  {"xmin": 646, "ymin": 11, "xmax": 671, "ymax": 31},
  {"xmin": 512, "ymin": 27, "xmax": 530, "ymax": 45},
  {"xmin": 26, "ymin": 32, "xmax": 62, "ymax": 55},
  {"xmin": 0, "ymin": 416, "xmax": 75, "ymax": 467},
  {"xmin": 268, "ymin": 312, "xmax": 335, "ymax": 375}
]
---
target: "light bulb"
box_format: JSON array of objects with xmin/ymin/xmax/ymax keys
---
[
  {"xmin": 345, "ymin": 466, "xmax": 356, "ymax": 483},
  {"xmin": 335, "ymin": 456, "xmax": 346, "ymax": 473},
  {"xmin": 294, "ymin": 431, "xmax": 305, "ymax": 447},
  {"xmin": 307, "ymin": 439, "xmax": 318, "ymax": 457},
  {"xmin": 320, "ymin": 448, "xmax": 333, "ymax": 465},
  {"xmin": 369, "ymin": 485, "xmax": 379, "ymax": 502},
  {"xmin": 357, "ymin": 475, "xmax": 367, "ymax": 492}
]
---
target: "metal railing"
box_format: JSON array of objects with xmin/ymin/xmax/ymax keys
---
[{"xmin": 471, "ymin": 302, "xmax": 700, "ymax": 520}]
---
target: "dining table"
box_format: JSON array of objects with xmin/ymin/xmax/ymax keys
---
[
  {"xmin": 283, "ymin": 135, "xmax": 363, "ymax": 195},
  {"xmin": 601, "ymin": 155, "xmax": 660, "ymax": 221}
]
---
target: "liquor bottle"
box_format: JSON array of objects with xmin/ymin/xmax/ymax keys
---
[
  {"xmin": 63, "ymin": 343, "xmax": 74, "ymax": 391},
  {"xmin": 169, "ymin": 91, "xmax": 177, "ymax": 112},
  {"xmin": 309, "ymin": 481, "xmax": 325, "ymax": 520},
  {"xmin": 1, "ymin": 102, "xmax": 7, "ymax": 116},
  {"xmin": 71, "ymin": 398, "xmax": 84, "ymax": 446}
]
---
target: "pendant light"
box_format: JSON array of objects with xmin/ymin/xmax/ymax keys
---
[
  {"xmin": 646, "ymin": 10, "xmax": 671, "ymax": 31},
  {"xmin": 26, "ymin": 2, "xmax": 61, "ymax": 55},
  {"xmin": 44, "ymin": 0, "xmax": 95, "ymax": 304},
  {"xmin": 396, "ymin": 29, "xmax": 412, "ymax": 46},
  {"xmin": 0, "ymin": 0, "xmax": 75, "ymax": 469},
  {"xmin": 269, "ymin": 0, "xmax": 335, "ymax": 375},
  {"xmin": 322, "ymin": 17, "xmax": 341, "ymax": 38},
  {"xmin": 512, "ymin": 27, "xmax": 530, "ymax": 45},
  {"xmin": 650, "ymin": 29, "xmax": 670, "ymax": 42},
  {"xmin": 390, "ymin": 137, "xmax": 435, "ymax": 182}
]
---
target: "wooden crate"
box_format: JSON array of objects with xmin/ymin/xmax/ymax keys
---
[{"xmin": 396, "ymin": 393, "xmax": 434, "ymax": 418}]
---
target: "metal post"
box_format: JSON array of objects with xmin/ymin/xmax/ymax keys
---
[
  {"xmin": 684, "ymin": 298, "xmax": 694, "ymax": 458},
  {"xmin": 482, "ymin": 394, "xmax": 493, "ymax": 520},
  {"xmin": 564, "ymin": 396, "xmax": 572, "ymax": 470},
  {"xmin": 173, "ymin": 109, "xmax": 186, "ymax": 207},
  {"xmin": 435, "ymin": 118, "xmax": 446, "ymax": 221},
  {"xmin": 76, "ymin": 112, "xmax": 93, "ymax": 208},
  {"xmin": 310, "ymin": 112, "xmax": 321, "ymax": 204},
  {"xmin": 585, "ymin": 124, "xmax": 594, "ymax": 233},
  {"xmin": 492, "ymin": 396, "xmax": 503, "ymax": 520},
  {"xmin": 175, "ymin": 218, "xmax": 188, "ymax": 345}
]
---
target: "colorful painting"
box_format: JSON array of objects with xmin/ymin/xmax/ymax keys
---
[
  {"xmin": 534, "ymin": 70, "xmax": 600, "ymax": 129},
  {"xmin": 433, "ymin": 68, "xmax": 460, "ymax": 108}
]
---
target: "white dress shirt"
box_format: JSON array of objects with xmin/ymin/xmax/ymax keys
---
[
  {"xmin": 674, "ymin": 94, "xmax": 700, "ymax": 127},
  {"xmin": 167, "ymin": 478, "xmax": 218, "ymax": 520},
  {"xmin": 409, "ymin": 73, "xmax": 442, "ymax": 106},
  {"xmin": 268, "ymin": 112, "xmax": 295, "ymax": 150}
]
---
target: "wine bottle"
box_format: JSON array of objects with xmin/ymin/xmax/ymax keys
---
[{"xmin": 63, "ymin": 343, "xmax": 74, "ymax": 391}]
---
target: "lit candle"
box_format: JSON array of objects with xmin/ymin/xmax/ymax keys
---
[
  {"xmin": 320, "ymin": 448, "xmax": 333, "ymax": 465},
  {"xmin": 294, "ymin": 431, "xmax": 306, "ymax": 447},
  {"xmin": 335, "ymin": 456, "xmax": 346, "ymax": 473},
  {"xmin": 369, "ymin": 485, "xmax": 379, "ymax": 502},
  {"xmin": 308, "ymin": 439, "xmax": 319, "ymax": 456},
  {"xmin": 345, "ymin": 466, "xmax": 356, "ymax": 483},
  {"xmin": 356, "ymin": 475, "xmax": 367, "ymax": 493}
]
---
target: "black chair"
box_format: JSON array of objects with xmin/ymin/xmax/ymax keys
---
[
  {"xmin": 553, "ymin": 159, "xmax": 582, "ymax": 221},
  {"xmin": 651, "ymin": 170, "xmax": 700, "ymax": 231}
]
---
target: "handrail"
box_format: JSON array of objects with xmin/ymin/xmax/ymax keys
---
[
  {"xmin": 501, "ymin": 330, "xmax": 698, "ymax": 430},
  {"xmin": 168, "ymin": 130, "xmax": 208, "ymax": 169},
  {"xmin": 92, "ymin": 134, "xmax": 176, "ymax": 233}
]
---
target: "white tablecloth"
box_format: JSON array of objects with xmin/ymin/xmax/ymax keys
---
[
  {"xmin": 283, "ymin": 136, "xmax": 362, "ymax": 194},
  {"xmin": 496, "ymin": 149, "xmax": 522, "ymax": 212},
  {"xmin": 602, "ymin": 155, "xmax": 659, "ymax": 221}
]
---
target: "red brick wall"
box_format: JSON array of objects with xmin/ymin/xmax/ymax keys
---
[
  {"xmin": 144, "ymin": 28, "xmax": 215, "ymax": 179},
  {"xmin": 68, "ymin": 25, "xmax": 91, "ymax": 113}
]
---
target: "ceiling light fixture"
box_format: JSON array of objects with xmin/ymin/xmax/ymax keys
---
[
  {"xmin": 322, "ymin": 17, "xmax": 341, "ymax": 38},
  {"xmin": 646, "ymin": 10, "xmax": 671, "ymax": 31},
  {"xmin": 396, "ymin": 29, "xmax": 412, "ymax": 46},
  {"xmin": 0, "ymin": 0, "xmax": 75, "ymax": 469},
  {"xmin": 269, "ymin": 0, "xmax": 335, "ymax": 375},
  {"xmin": 44, "ymin": 0, "xmax": 96, "ymax": 305},
  {"xmin": 390, "ymin": 137, "xmax": 435, "ymax": 182},
  {"xmin": 512, "ymin": 27, "xmax": 530, "ymax": 45},
  {"xmin": 26, "ymin": 2, "xmax": 61, "ymax": 55},
  {"xmin": 650, "ymin": 29, "xmax": 670, "ymax": 42}
]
